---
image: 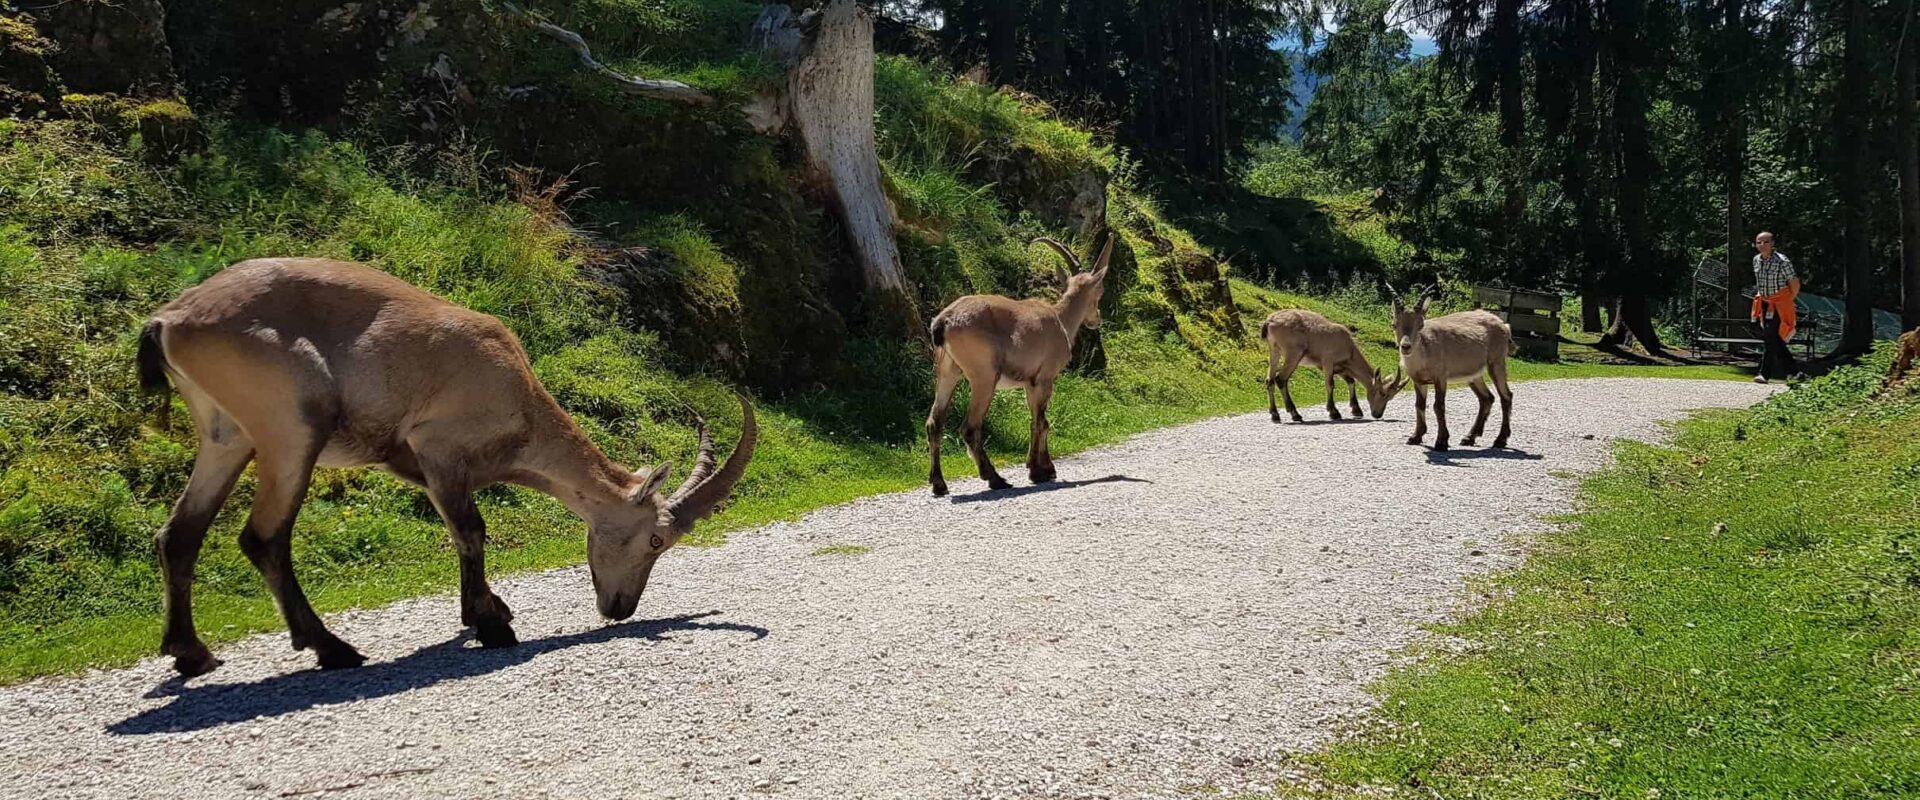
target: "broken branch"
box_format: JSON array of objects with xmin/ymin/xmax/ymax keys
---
[{"xmin": 502, "ymin": 2, "xmax": 714, "ymax": 105}]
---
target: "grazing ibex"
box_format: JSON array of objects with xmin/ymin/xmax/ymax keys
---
[
  {"xmin": 1390, "ymin": 297, "xmax": 1513, "ymax": 450},
  {"xmin": 1260, "ymin": 308, "xmax": 1406, "ymax": 422},
  {"xmin": 137, "ymin": 258, "xmax": 756, "ymax": 676},
  {"xmin": 925, "ymin": 235, "xmax": 1113, "ymax": 496}
]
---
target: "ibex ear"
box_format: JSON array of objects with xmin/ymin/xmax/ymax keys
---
[
  {"xmin": 626, "ymin": 462, "xmax": 674, "ymax": 504},
  {"xmin": 1415, "ymin": 296, "xmax": 1431, "ymax": 315},
  {"xmin": 1089, "ymin": 234, "xmax": 1116, "ymax": 274}
]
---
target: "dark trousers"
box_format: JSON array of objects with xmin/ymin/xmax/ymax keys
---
[{"xmin": 1759, "ymin": 305, "xmax": 1798, "ymax": 380}]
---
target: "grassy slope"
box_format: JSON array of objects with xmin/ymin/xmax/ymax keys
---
[
  {"xmin": 0, "ymin": 31, "xmax": 1740, "ymax": 681},
  {"xmin": 1279, "ymin": 346, "xmax": 1920, "ymax": 798}
]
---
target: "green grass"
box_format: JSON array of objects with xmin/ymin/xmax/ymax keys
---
[
  {"xmin": 1283, "ymin": 344, "xmax": 1920, "ymax": 798},
  {"xmin": 810, "ymin": 545, "xmax": 872, "ymax": 557}
]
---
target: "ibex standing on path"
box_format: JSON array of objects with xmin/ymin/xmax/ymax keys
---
[
  {"xmin": 925, "ymin": 236, "xmax": 1113, "ymax": 496},
  {"xmin": 1260, "ymin": 308, "xmax": 1406, "ymax": 422},
  {"xmin": 138, "ymin": 258, "xmax": 756, "ymax": 676},
  {"xmin": 1391, "ymin": 297, "xmax": 1514, "ymax": 451}
]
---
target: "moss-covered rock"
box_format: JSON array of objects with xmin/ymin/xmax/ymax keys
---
[
  {"xmin": 32, "ymin": 0, "xmax": 175, "ymax": 95},
  {"xmin": 0, "ymin": 10, "xmax": 62, "ymax": 117}
]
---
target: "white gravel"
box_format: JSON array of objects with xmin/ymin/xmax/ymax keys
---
[{"xmin": 0, "ymin": 378, "xmax": 1774, "ymax": 800}]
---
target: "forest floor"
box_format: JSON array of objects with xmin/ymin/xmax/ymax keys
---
[{"xmin": 0, "ymin": 378, "xmax": 1770, "ymax": 800}]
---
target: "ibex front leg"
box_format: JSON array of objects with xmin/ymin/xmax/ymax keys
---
[
  {"xmin": 1025, "ymin": 381, "xmax": 1057, "ymax": 484},
  {"xmin": 423, "ymin": 476, "xmax": 516, "ymax": 648},
  {"xmin": 1408, "ymin": 383, "xmax": 1429, "ymax": 446}
]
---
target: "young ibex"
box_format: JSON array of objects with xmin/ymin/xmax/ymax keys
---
[
  {"xmin": 137, "ymin": 258, "xmax": 756, "ymax": 676},
  {"xmin": 1391, "ymin": 297, "xmax": 1513, "ymax": 450},
  {"xmin": 1260, "ymin": 308, "xmax": 1406, "ymax": 422},
  {"xmin": 925, "ymin": 235, "xmax": 1113, "ymax": 496}
]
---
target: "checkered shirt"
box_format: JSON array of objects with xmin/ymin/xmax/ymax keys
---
[{"xmin": 1752, "ymin": 251, "xmax": 1796, "ymax": 296}]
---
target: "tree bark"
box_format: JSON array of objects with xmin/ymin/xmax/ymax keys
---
[
  {"xmin": 1494, "ymin": 0, "xmax": 1527, "ymax": 265},
  {"xmin": 1838, "ymin": 0, "xmax": 1875, "ymax": 352},
  {"xmin": 1581, "ymin": 291, "xmax": 1605, "ymax": 332},
  {"xmin": 1722, "ymin": 0, "xmax": 1748, "ymax": 322},
  {"xmin": 986, "ymin": 0, "xmax": 1019, "ymax": 86},
  {"xmin": 761, "ymin": 2, "xmax": 913, "ymax": 313},
  {"xmin": 1900, "ymin": 6, "xmax": 1920, "ymax": 332},
  {"xmin": 1597, "ymin": 0, "xmax": 1666, "ymax": 354}
]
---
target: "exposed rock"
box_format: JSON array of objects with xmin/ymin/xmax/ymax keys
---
[
  {"xmin": 0, "ymin": 10, "xmax": 62, "ymax": 116},
  {"xmin": 32, "ymin": 0, "xmax": 175, "ymax": 95}
]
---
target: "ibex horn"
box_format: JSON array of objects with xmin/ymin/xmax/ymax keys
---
[{"xmin": 1032, "ymin": 237, "xmax": 1080, "ymax": 286}]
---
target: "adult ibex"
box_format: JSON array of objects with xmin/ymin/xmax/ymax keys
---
[
  {"xmin": 1391, "ymin": 297, "xmax": 1513, "ymax": 450},
  {"xmin": 1260, "ymin": 308, "xmax": 1406, "ymax": 422},
  {"xmin": 137, "ymin": 258, "xmax": 756, "ymax": 676},
  {"xmin": 924, "ymin": 235, "xmax": 1113, "ymax": 496}
]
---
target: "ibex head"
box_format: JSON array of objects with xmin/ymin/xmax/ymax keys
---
[
  {"xmin": 1366, "ymin": 365, "xmax": 1409, "ymax": 418},
  {"xmin": 1033, "ymin": 234, "xmax": 1116, "ymax": 329},
  {"xmin": 588, "ymin": 396, "xmax": 757, "ymax": 620},
  {"xmin": 1391, "ymin": 296, "xmax": 1432, "ymax": 356}
]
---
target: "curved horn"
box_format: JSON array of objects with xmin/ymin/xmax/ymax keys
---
[
  {"xmin": 1032, "ymin": 236, "xmax": 1079, "ymax": 285},
  {"xmin": 665, "ymin": 394, "xmax": 757, "ymax": 533},
  {"xmin": 667, "ymin": 411, "xmax": 718, "ymax": 505}
]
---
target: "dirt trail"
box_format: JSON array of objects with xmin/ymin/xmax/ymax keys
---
[{"xmin": 0, "ymin": 378, "xmax": 1774, "ymax": 800}]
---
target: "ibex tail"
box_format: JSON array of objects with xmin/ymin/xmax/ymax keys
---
[{"xmin": 137, "ymin": 319, "xmax": 173, "ymax": 431}]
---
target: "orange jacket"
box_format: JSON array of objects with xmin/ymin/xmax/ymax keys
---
[{"xmin": 1751, "ymin": 279, "xmax": 1800, "ymax": 342}]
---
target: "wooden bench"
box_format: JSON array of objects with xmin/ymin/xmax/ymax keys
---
[
  {"xmin": 1473, "ymin": 285, "xmax": 1562, "ymax": 360},
  {"xmin": 1693, "ymin": 316, "xmax": 1818, "ymax": 358}
]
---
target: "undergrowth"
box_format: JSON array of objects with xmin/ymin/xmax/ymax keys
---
[{"xmin": 1283, "ymin": 344, "xmax": 1920, "ymax": 798}]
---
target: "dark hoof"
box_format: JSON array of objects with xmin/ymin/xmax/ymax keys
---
[
  {"xmin": 1432, "ymin": 439, "xmax": 1451, "ymax": 452},
  {"xmin": 1270, "ymin": 413, "xmax": 1282, "ymax": 424},
  {"xmin": 1350, "ymin": 408, "xmax": 1364, "ymax": 418},
  {"xmin": 1407, "ymin": 436, "xmax": 1424, "ymax": 445},
  {"xmin": 1461, "ymin": 436, "xmax": 1478, "ymax": 446},
  {"xmin": 1291, "ymin": 415, "xmax": 1305, "ymax": 423},
  {"xmin": 167, "ymin": 643, "xmax": 221, "ymax": 677},
  {"xmin": 1328, "ymin": 409, "xmax": 1343, "ymax": 420},
  {"xmin": 1492, "ymin": 438, "xmax": 1510, "ymax": 449},
  {"xmin": 1030, "ymin": 469, "xmax": 1057, "ymax": 485},
  {"xmin": 314, "ymin": 644, "xmax": 367, "ymax": 670},
  {"xmin": 931, "ymin": 482, "xmax": 949, "ymax": 497},
  {"xmin": 986, "ymin": 478, "xmax": 1013, "ymax": 491},
  {"xmin": 475, "ymin": 619, "xmax": 519, "ymax": 649}
]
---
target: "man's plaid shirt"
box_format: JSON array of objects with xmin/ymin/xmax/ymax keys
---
[{"xmin": 1753, "ymin": 251, "xmax": 1796, "ymax": 296}]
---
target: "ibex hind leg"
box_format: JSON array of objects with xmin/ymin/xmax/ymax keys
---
[
  {"xmin": 926, "ymin": 353, "xmax": 963, "ymax": 496},
  {"xmin": 156, "ymin": 438, "xmax": 252, "ymax": 677},
  {"xmin": 1461, "ymin": 378, "xmax": 1494, "ymax": 446},
  {"xmin": 240, "ymin": 441, "xmax": 366, "ymax": 670},
  {"xmin": 958, "ymin": 367, "xmax": 1010, "ymax": 491},
  {"xmin": 1490, "ymin": 358, "xmax": 1514, "ymax": 448}
]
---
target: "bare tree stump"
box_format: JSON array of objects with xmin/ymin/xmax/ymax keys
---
[{"xmin": 754, "ymin": 1, "xmax": 911, "ymax": 318}]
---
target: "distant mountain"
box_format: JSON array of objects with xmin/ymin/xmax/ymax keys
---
[{"xmin": 1276, "ymin": 35, "xmax": 1436, "ymax": 142}]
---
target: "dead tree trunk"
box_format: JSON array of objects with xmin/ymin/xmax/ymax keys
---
[{"xmin": 514, "ymin": 1, "xmax": 913, "ymax": 326}]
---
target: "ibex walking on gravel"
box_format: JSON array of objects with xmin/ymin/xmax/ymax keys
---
[
  {"xmin": 1260, "ymin": 308, "xmax": 1406, "ymax": 422},
  {"xmin": 925, "ymin": 235, "xmax": 1113, "ymax": 496},
  {"xmin": 138, "ymin": 258, "xmax": 756, "ymax": 676},
  {"xmin": 1391, "ymin": 297, "xmax": 1513, "ymax": 450}
]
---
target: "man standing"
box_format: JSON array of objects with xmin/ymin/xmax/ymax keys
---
[{"xmin": 1749, "ymin": 231, "xmax": 1800, "ymax": 383}]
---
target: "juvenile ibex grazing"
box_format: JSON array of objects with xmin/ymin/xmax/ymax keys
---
[
  {"xmin": 925, "ymin": 235, "xmax": 1113, "ymax": 496},
  {"xmin": 1391, "ymin": 297, "xmax": 1513, "ymax": 450},
  {"xmin": 138, "ymin": 258, "xmax": 756, "ymax": 676},
  {"xmin": 1260, "ymin": 309, "xmax": 1406, "ymax": 422}
]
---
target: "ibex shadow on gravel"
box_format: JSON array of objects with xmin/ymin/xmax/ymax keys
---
[
  {"xmin": 138, "ymin": 258, "xmax": 755, "ymax": 676},
  {"xmin": 924, "ymin": 235, "xmax": 1113, "ymax": 496}
]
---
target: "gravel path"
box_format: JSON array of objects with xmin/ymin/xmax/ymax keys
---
[{"xmin": 1, "ymin": 378, "xmax": 1773, "ymax": 800}]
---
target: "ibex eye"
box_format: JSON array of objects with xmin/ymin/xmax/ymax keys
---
[{"xmin": 649, "ymin": 534, "xmax": 664, "ymax": 551}]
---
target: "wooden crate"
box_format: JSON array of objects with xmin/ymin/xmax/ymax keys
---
[{"xmin": 1472, "ymin": 285, "xmax": 1563, "ymax": 360}]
